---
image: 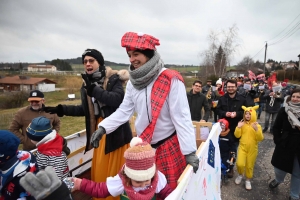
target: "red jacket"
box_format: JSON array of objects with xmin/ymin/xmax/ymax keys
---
[{"xmin": 80, "ymin": 178, "xmax": 173, "ymax": 199}]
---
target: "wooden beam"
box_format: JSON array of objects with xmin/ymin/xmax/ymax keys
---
[{"xmin": 67, "ymin": 146, "xmax": 86, "ymax": 159}]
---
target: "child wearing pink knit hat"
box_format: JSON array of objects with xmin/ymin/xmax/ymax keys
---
[{"xmin": 66, "ymin": 137, "xmax": 173, "ymax": 200}]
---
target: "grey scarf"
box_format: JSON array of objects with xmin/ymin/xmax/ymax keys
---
[
  {"xmin": 86, "ymin": 68, "xmax": 106, "ymax": 117},
  {"xmin": 283, "ymin": 96, "xmax": 300, "ymax": 129},
  {"xmin": 129, "ymin": 51, "xmax": 163, "ymax": 90}
]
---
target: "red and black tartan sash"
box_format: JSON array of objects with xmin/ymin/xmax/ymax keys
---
[{"xmin": 139, "ymin": 69, "xmax": 183, "ymax": 143}]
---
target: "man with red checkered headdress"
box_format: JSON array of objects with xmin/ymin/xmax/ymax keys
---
[{"xmin": 91, "ymin": 32, "xmax": 199, "ymax": 189}]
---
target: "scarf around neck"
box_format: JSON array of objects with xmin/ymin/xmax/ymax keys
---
[
  {"xmin": 86, "ymin": 66, "xmax": 106, "ymax": 85},
  {"xmin": 283, "ymin": 96, "xmax": 300, "ymax": 129},
  {"xmin": 129, "ymin": 51, "xmax": 163, "ymax": 90},
  {"xmin": 120, "ymin": 168, "xmax": 158, "ymax": 200}
]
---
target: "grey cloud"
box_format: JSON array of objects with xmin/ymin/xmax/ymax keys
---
[{"xmin": 0, "ymin": 0, "xmax": 299, "ymax": 65}]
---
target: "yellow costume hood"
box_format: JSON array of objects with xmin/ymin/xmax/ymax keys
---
[{"xmin": 242, "ymin": 105, "xmax": 259, "ymax": 123}]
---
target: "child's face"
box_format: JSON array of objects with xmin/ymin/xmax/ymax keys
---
[
  {"xmin": 244, "ymin": 112, "xmax": 251, "ymax": 121},
  {"xmin": 131, "ymin": 179, "xmax": 151, "ymax": 188}
]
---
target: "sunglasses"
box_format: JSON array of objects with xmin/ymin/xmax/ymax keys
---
[{"xmin": 83, "ymin": 59, "xmax": 95, "ymax": 64}]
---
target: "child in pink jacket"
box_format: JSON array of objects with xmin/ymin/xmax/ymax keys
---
[{"xmin": 66, "ymin": 137, "xmax": 173, "ymax": 200}]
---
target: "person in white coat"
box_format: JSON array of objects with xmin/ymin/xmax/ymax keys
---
[{"xmin": 90, "ymin": 32, "xmax": 199, "ymax": 189}]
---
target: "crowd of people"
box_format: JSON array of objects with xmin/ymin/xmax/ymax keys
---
[{"xmin": 0, "ymin": 31, "xmax": 299, "ymax": 200}]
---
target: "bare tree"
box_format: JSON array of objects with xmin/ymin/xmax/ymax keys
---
[{"xmin": 200, "ymin": 24, "xmax": 241, "ymax": 77}]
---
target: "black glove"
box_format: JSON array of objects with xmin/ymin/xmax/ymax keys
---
[
  {"xmin": 81, "ymin": 73, "xmax": 97, "ymax": 97},
  {"xmin": 185, "ymin": 152, "xmax": 199, "ymax": 173},
  {"xmin": 90, "ymin": 126, "xmax": 106, "ymax": 148},
  {"xmin": 44, "ymin": 104, "xmax": 64, "ymax": 117}
]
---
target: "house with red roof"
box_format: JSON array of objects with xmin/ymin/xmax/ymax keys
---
[{"xmin": 0, "ymin": 75, "xmax": 56, "ymax": 92}]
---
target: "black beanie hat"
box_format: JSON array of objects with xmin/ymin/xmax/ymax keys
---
[
  {"xmin": 82, "ymin": 49, "xmax": 105, "ymax": 66},
  {"xmin": 134, "ymin": 49, "xmax": 155, "ymax": 59}
]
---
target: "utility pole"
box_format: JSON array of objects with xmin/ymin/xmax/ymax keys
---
[
  {"xmin": 298, "ymin": 54, "xmax": 300, "ymax": 71},
  {"xmin": 263, "ymin": 42, "xmax": 268, "ymax": 74}
]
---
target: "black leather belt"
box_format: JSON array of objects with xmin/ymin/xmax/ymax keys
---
[{"xmin": 151, "ymin": 131, "xmax": 176, "ymax": 148}]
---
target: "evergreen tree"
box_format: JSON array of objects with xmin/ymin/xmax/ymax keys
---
[
  {"xmin": 50, "ymin": 59, "xmax": 73, "ymax": 71},
  {"xmin": 214, "ymin": 46, "xmax": 226, "ymax": 77}
]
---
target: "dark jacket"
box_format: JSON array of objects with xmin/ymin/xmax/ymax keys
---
[
  {"xmin": 219, "ymin": 131, "xmax": 235, "ymax": 162},
  {"xmin": 61, "ymin": 68, "xmax": 132, "ymax": 154},
  {"xmin": 238, "ymin": 87, "xmax": 256, "ymax": 106},
  {"xmin": 187, "ymin": 90, "xmax": 210, "ymax": 121},
  {"xmin": 262, "ymin": 89, "xmax": 284, "ymax": 113},
  {"xmin": 271, "ymin": 107, "xmax": 300, "ymax": 174},
  {"xmin": 216, "ymin": 92, "xmax": 249, "ymax": 141},
  {"xmin": 254, "ymin": 85, "xmax": 267, "ymax": 103}
]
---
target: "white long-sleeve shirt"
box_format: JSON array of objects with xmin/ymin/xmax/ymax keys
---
[{"xmin": 99, "ymin": 68, "xmax": 196, "ymax": 155}]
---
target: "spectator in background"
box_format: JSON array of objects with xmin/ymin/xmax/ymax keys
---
[
  {"xmin": 202, "ymin": 79, "xmax": 212, "ymax": 95},
  {"xmin": 187, "ymin": 80, "xmax": 210, "ymax": 122},
  {"xmin": 255, "ymin": 80, "xmax": 267, "ymax": 119},
  {"xmin": 211, "ymin": 78, "xmax": 224, "ymax": 122},
  {"xmin": 9, "ymin": 90, "xmax": 60, "ymax": 151},
  {"xmin": 216, "ymin": 79, "xmax": 249, "ymax": 178},
  {"xmin": 262, "ymin": 82, "xmax": 284, "ymax": 134},
  {"xmin": 238, "ymin": 79, "xmax": 256, "ymax": 106},
  {"xmin": 269, "ymin": 88, "xmax": 300, "ymax": 200}
]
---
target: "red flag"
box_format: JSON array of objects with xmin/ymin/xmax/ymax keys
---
[
  {"xmin": 267, "ymin": 72, "xmax": 277, "ymax": 89},
  {"xmin": 248, "ymin": 70, "xmax": 256, "ymax": 80}
]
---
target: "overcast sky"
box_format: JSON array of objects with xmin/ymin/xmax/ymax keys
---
[{"xmin": 0, "ymin": 0, "xmax": 299, "ymax": 66}]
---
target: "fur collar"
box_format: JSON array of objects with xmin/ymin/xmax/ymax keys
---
[{"xmin": 103, "ymin": 67, "xmax": 129, "ymax": 90}]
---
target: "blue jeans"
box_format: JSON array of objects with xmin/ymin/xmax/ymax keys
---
[
  {"xmin": 274, "ymin": 157, "xmax": 300, "ymax": 199},
  {"xmin": 264, "ymin": 112, "xmax": 278, "ymax": 131},
  {"xmin": 257, "ymin": 102, "xmax": 265, "ymax": 117}
]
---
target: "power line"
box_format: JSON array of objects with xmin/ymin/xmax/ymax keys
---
[
  {"xmin": 269, "ymin": 21, "xmax": 300, "ymax": 46},
  {"xmin": 250, "ymin": 45, "xmax": 265, "ymax": 60},
  {"xmin": 268, "ymin": 13, "xmax": 300, "ymax": 42}
]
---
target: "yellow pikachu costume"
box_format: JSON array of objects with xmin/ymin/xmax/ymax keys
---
[{"xmin": 234, "ymin": 105, "xmax": 264, "ymax": 179}]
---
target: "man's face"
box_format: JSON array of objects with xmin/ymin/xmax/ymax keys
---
[
  {"xmin": 207, "ymin": 81, "xmax": 212, "ymax": 86},
  {"xmin": 30, "ymin": 99, "xmax": 44, "ymax": 110},
  {"xmin": 83, "ymin": 55, "xmax": 99, "ymax": 74},
  {"xmin": 192, "ymin": 83, "xmax": 202, "ymax": 94},
  {"xmin": 226, "ymin": 82, "xmax": 237, "ymax": 95}
]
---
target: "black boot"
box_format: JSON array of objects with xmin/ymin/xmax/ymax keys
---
[{"xmin": 263, "ymin": 127, "xmax": 268, "ymax": 133}]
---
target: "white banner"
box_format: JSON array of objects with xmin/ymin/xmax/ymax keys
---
[{"xmin": 166, "ymin": 123, "xmax": 222, "ymax": 200}]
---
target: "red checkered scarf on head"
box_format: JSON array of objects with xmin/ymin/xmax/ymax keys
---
[{"xmin": 121, "ymin": 32, "xmax": 160, "ymax": 51}]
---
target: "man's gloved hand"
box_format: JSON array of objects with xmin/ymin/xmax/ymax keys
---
[
  {"xmin": 43, "ymin": 104, "xmax": 64, "ymax": 117},
  {"xmin": 20, "ymin": 166, "xmax": 63, "ymax": 200},
  {"xmin": 185, "ymin": 152, "xmax": 199, "ymax": 173},
  {"xmin": 90, "ymin": 126, "xmax": 106, "ymax": 148}
]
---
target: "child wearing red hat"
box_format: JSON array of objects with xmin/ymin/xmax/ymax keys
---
[
  {"xmin": 218, "ymin": 119, "xmax": 236, "ymax": 182},
  {"xmin": 66, "ymin": 137, "xmax": 173, "ymax": 200}
]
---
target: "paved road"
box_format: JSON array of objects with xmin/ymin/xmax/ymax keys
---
[{"xmin": 210, "ymin": 111, "xmax": 293, "ymax": 200}]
